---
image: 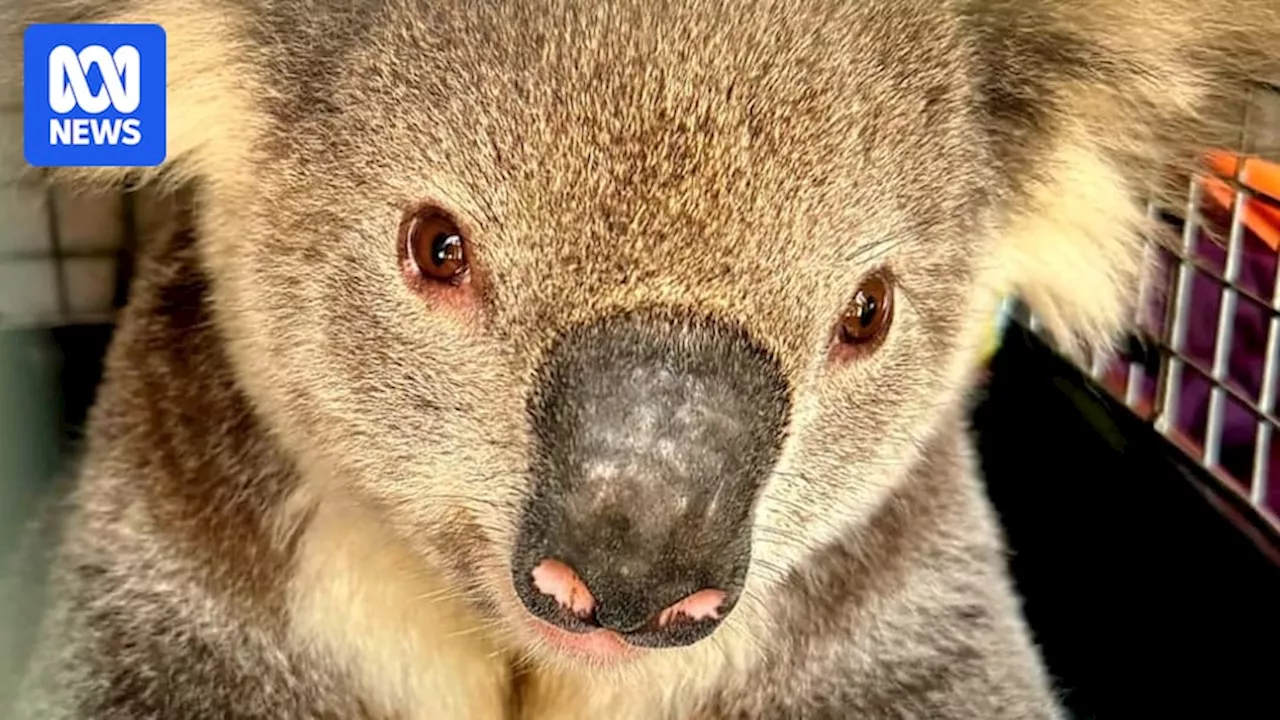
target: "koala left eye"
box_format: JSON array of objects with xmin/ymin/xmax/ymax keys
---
[
  {"xmin": 403, "ymin": 208, "xmax": 470, "ymax": 285},
  {"xmin": 834, "ymin": 270, "xmax": 894, "ymax": 355}
]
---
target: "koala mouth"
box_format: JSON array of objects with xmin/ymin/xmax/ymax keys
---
[{"xmin": 509, "ymin": 310, "xmax": 790, "ymax": 656}]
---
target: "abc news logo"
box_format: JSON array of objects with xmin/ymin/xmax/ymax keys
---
[
  {"xmin": 23, "ymin": 23, "xmax": 167, "ymax": 168},
  {"xmin": 48, "ymin": 44, "xmax": 144, "ymax": 147}
]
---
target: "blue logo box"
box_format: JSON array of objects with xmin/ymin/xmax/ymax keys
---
[{"xmin": 23, "ymin": 23, "xmax": 167, "ymax": 168}]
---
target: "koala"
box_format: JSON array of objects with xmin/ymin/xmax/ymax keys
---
[{"xmin": 4, "ymin": 0, "xmax": 1278, "ymax": 718}]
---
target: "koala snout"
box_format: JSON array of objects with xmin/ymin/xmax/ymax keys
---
[{"xmin": 513, "ymin": 311, "xmax": 790, "ymax": 649}]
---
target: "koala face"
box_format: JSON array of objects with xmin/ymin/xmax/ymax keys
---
[{"xmin": 189, "ymin": 0, "xmax": 1001, "ymax": 664}]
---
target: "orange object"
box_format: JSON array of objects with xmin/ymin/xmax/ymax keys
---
[
  {"xmin": 1205, "ymin": 150, "xmax": 1280, "ymax": 201},
  {"xmin": 1199, "ymin": 150, "xmax": 1280, "ymax": 251}
]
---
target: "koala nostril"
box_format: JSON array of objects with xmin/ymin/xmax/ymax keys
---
[
  {"xmin": 655, "ymin": 588, "xmax": 727, "ymax": 629},
  {"xmin": 589, "ymin": 583, "xmax": 732, "ymax": 640},
  {"xmin": 530, "ymin": 558, "xmax": 597, "ymax": 618}
]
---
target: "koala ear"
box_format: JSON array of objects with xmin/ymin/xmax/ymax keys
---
[
  {"xmin": 1, "ymin": 0, "xmax": 258, "ymax": 193},
  {"xmin": 964, "ymin": 0, "xmax": 1280, "ymax": 359}
]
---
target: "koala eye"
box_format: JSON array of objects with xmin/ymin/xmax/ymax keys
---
[
  {"xmin": 404, "ymin": 209, "xmax": 469, "ymax": 284},
  {"xmin": 836, "ymin": 272, "xmax": 894, "ymax": 350}
]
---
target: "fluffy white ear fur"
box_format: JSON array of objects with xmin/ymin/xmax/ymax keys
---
[
  {"xmin": 991, "ymin": 139, "xmax": 1157, "ymax": 363},
  {"xmin": 1, "ymin": 0, "xmax": 257, "ymax": 194}
]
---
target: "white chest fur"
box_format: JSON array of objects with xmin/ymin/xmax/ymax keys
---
[{"xmin": 286, "ymin": 498, "xmax": 753, "ymax": 720}]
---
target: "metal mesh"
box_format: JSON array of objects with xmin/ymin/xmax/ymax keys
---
[{"xmin": 1016, "ymin": 81, "xmax": 1280, "ymax": 528}]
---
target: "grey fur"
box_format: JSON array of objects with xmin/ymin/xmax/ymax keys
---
[{"xmin": 3, "ymin": 0, "xmax": 1277, "ymax": 718}]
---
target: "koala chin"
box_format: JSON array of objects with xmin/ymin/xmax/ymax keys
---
[{"xmin": 6, "ymin": 0, "xmax": 1277, "ymax": 718}]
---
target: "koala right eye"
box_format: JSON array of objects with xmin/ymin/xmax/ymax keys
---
[
  {"xmin": 832, "ymin": 270, "xmax": 895, "ymax": 358},
  {"xmin": 403, "ymin": 209, "xmax": 470, "ymax": 285}
]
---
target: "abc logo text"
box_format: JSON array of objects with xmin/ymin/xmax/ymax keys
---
[{"xmin": 23, "ymin": 23, "xmax": 167, "ymax": 168}]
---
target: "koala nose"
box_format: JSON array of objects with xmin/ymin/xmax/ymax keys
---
[{"xmin": 512, "ymin": 311, "xmax": 790, "ymax": 649}]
